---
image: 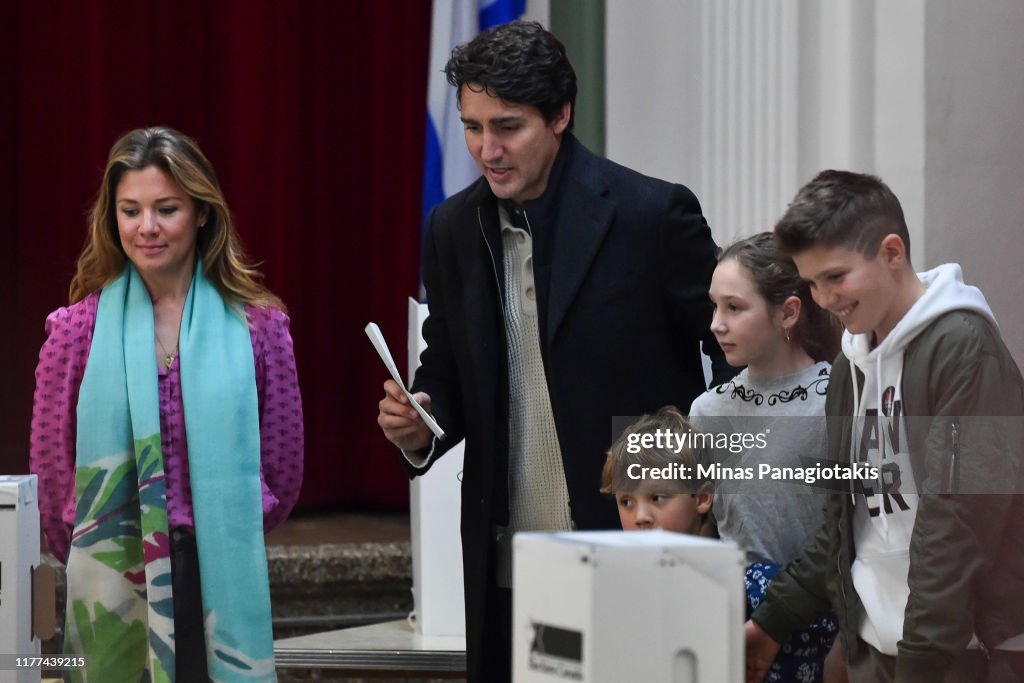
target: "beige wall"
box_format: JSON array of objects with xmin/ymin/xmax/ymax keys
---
[
  {"xmin": 924, "ymin": 0, "xmax": 1024, "ymax": 365},
  {"xmin": 605, "ymin": 0, "xmax": 1023, "ymax": 365}
]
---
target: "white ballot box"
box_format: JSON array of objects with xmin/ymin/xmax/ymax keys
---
[
  {"xmin": 0, "ymin": 475, "xmax": 41, "ymax": 683},
  {"xmin": 407, "ymin": 299, "xmax": 466, "ymax": 637},
  {"xmin": 513, "ymin": 530, "xmax": 745, "ymax": 683}
]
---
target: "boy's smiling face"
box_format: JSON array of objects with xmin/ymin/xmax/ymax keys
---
[{"xmin": 792, "ymin": 240, "xmax": 906, "ymax": 342}]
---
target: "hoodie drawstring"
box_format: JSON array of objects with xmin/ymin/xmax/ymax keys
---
[
  {"xmin": 876, "ymin": 356, "xmax": 891, "ymax": 541},
  {"xmin": 850, "ymin": 357, "xmax": 861, "ymax": 507}
]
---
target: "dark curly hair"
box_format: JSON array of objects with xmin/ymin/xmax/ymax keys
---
[{"xmin": 445, "ymin": 20, "xmax": 577, "ymax": 131}]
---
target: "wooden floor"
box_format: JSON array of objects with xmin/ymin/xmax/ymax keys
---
[{"xmin": 266, "ymin": 510, "xmax": 411, "ymax": 546}]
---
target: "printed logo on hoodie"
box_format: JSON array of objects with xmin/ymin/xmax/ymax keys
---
[
  {"xmin": 844, "ymin": 263, "xmax": 998, "ymax": 655},
  {"xmin": 857, "ymin": 391, "xmax": 912, "ymax": 518}
]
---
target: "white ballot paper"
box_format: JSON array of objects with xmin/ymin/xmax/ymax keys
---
[{"xmin": 365, "ymin": 322, "xmax": 446, "ymax": 441}]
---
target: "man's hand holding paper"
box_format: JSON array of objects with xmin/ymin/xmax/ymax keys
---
[
  {"xmin": 366, "ymin": 321, "xmax": 445, "ymax": 452},
  {"xmin": 378, "ymin": 379, "xmax": 434, "ymax": 452}
]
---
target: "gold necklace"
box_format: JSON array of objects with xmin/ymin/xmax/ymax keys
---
[
  {"xmin": 153, "ymin": 297, "xmax": 186, "ymax": 370},
  {"xmin": 156, "ymin": 335, "xmax": 178, "ymax": 369}
]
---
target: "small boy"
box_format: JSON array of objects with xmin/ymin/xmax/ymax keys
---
[
  {"xmin": 601, "ymin": 406, "xmax": 714, "ymax": 535},
  {"xmin": 605, "ymin": 406, "xmax": 839, "ymax": 682},
  {"xmin": 746, "ymin": 170, "xmax": 1024, "ymax": 683}
]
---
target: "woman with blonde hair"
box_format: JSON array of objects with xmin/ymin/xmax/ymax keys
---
[{"xmin": 31, "ymin": 127, "xmax": 303, "ymax": 682}]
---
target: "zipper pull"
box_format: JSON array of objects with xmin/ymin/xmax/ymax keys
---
[{"xmin": 947, "ymin": 421, "xmax": 960, "ymax": 494}]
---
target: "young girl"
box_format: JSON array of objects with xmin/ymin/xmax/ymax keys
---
[{"xmin": 688, "ymin": 232, "xmax": 843, "ymax": 683}]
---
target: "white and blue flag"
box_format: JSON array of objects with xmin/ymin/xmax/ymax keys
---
[{"xmin": 421, "ymin": 0, "xmax": 526, "ymax": 227}]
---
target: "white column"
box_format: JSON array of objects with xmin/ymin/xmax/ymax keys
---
[
  {"xmin": 605, "ymin": 1, "xmax": 1021, "ymax": 362},
  {"xmin": 605, "ymin": 0, "xmax": 694, "ymax": 186},
  {"xmin": 873, "ymin": 0, "xmax": 926, "ymax": 267},
  {"xmin": 523, "ymin": 0, "xmax": 550, "ymax": 27},
  {"xmin": 608, "ymin": 0, "xmax": 802, "ymax": 247}
]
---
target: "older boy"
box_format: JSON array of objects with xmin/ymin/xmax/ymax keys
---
[{"xmin": 745, "ymin": 170, "xmax": 1024, "ymax": 683}]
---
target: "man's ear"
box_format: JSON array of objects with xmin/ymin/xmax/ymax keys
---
[{"xmin": 550, "ymin": 101, "xmax": 571, "ymax": 136}]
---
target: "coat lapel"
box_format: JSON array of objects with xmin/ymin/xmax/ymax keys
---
[
  {"xmin": 456, "ymin": 182, "xmax": 504, "ymax": 419},
  {"xmin": 547, "ymin": 145, "xmax": 615, "ymax": 343}
]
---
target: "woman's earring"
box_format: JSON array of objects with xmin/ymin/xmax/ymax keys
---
[{"xmin": 785, "ymin": 332, "xmax": 791, "ymax": 344}]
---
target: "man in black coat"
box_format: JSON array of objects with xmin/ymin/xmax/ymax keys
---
[{"xmin": 377, "ymin": 20, "xmax": 730, "ymax": 683}]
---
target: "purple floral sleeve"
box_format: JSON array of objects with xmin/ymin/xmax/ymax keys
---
[
  {"xmin": 248, "ymin": 305, "xmax": 305, "ymax": 531},
  {"xmin": 29, "ymin": 294, "xmax": 100, "ymax": 564}
]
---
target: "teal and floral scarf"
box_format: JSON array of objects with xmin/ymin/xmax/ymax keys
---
[{"xmin": 66, "ymin": 262, "xmax": 276, "ymax": 682}]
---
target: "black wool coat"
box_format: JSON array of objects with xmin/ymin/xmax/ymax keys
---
[{"xmin": 408, "ymin": 135, "xmax": 727, "ymax": 682}]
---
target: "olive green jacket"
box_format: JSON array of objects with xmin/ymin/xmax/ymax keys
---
[{"xmin": 752, "ymin": 310, "xmax": 1024, "ymax": 682}]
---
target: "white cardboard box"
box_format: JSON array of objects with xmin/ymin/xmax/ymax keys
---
[
  {"xmin": 0, "ymin": 475, "xmax": 41, "ymax": 683},
  {"xmin": 407, "ymin": 299, "xmax": 466, "ymax": 637},
  {"xmin": 513, "ymin": 530, "xmax": 745, "ymax": 683}
]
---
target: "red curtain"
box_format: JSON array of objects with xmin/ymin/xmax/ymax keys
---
[{"xmin": 0, "ymin": 0, "xmax": 432, "ymax": 510}]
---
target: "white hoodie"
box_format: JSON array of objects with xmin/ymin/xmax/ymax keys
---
[{"xmin": 844, "ymin": 263, "xmax": 996, "ymax": 655}]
